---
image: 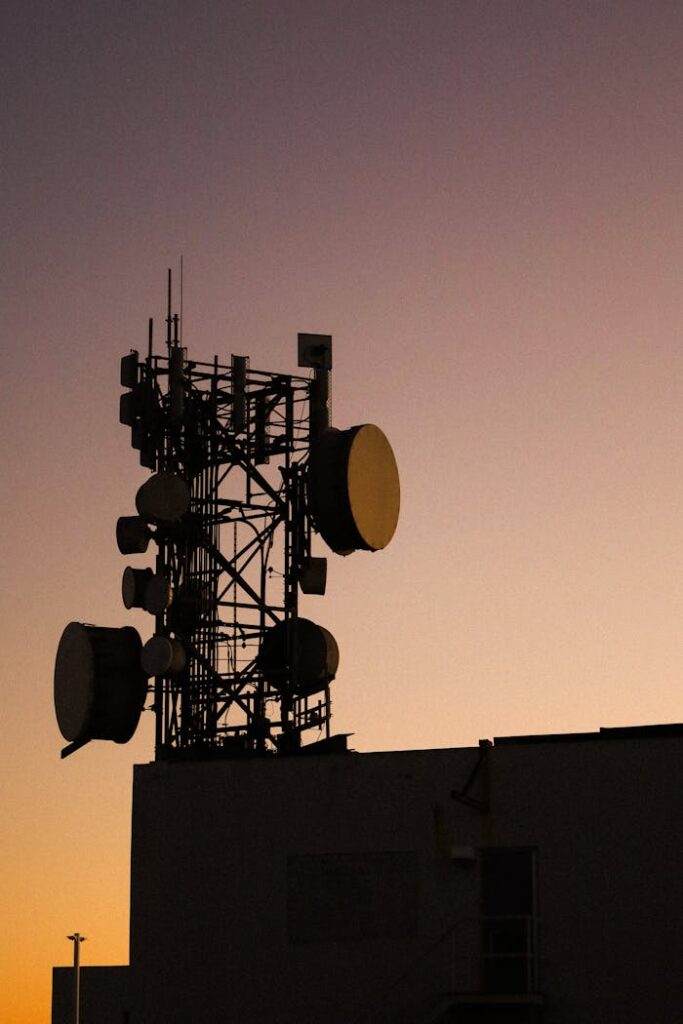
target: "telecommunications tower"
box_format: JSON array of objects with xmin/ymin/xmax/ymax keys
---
[{"xmin": 54, "ymin": 274, "xmax": 400, "ymax": 760}]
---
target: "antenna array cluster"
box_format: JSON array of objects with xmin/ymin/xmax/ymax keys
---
[{"xmin": 54, "ymin": 278, "xmax": 399, "ymax": 760}]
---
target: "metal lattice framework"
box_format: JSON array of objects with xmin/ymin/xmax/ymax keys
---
[
  {"xmin": 120, "ymin": 297, "xmax": 335, "ymax": 760},
  {"xmin": 55, "ymin": 272, "xmax": 398, "ymax": 762}
]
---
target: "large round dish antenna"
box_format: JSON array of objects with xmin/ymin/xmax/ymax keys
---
[
  {"xmin": 144, "ymin": 574, "xmax": 174, "ymax": 615},
  {"xmin": 54, "ymin": 623, "xmax": 147, "ymax": 744},
  {"xmin": 135, "ymin": 472, "xmax": 190, "ymax": 524},
  {"xmin": 116, "ymin": 516, "xmax": 150, "ymax": 555},
  {"xmin": 308, "ymin": 424, "xmax": 400, "ymax": 554},
  {"xmin": 122, "ymin": 567, "xmax": 154, "ymax": 610},
  {"xmin": 141, "ymin": 635, "xmax": 186, "ymax": 676},
  {"xmin": 258, "ymin": 618, "xmax": 339, "ymax": 696}
]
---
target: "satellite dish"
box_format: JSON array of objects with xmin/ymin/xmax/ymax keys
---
[
  {"xmin": 54, "ymin": 623, "xmax": 147, "ymax": 744},
  {"xmin": 144, "ymin": 574, "xmax": 174, "ymax": 616},
  {"xmin": 122, "ymin": 567, "xmax": 154, "ymax": 610},
  {"xmin": 308, "ymin": 424, "xmax": 400, "ymax": 554},
  {"xmin": 135, "ymin": 473, "xmax": 190, "ymax": 524},
  {"xmin": 141, "ymin": 635, "xmax": 186, "ymax": 676},
  {"xmin": 116, "ymin": 516, "xmax": 151, "ymax": 555},
  {"xmin": 298, "ymin": 557, "xmax": 327, "ymax": 595},
  {"xmin": 258, "ymin": 617, "xmax": 339, "ymax": 696}
]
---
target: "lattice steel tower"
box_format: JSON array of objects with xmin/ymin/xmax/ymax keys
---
[{"xmin": 54, "ymin": 274, "xmax": 400, "ymax": 760}]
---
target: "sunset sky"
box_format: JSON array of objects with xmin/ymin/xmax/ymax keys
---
[{"xmin": 2, "ymin": 1, "xmax": 682, "ymax": 1019}]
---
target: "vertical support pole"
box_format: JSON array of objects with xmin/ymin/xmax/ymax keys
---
[
  {"xmin": 310, "ymin": 368, "xmax": 330, "ymax": 439},
  {"xmin": 67, "ymin": 932, "xmax": 85, "ymax": 1024},
  {"xmin": 154, "ymin": 437, "xmax": 167, "ymax": 755},
  {"xmin": 231, "ymin": 355, "xmax": 248, "ymax": 433},
  {"xmin": 281, "ymin": 448, "xmax": 305, "ymax": 751},
  {"xmin": 281, "ymin": 465, "xmax": 295, "ymax": 748},
  {"xmin": 73, "ymin": 935, "xmax": 80, "ymax": 1024}
]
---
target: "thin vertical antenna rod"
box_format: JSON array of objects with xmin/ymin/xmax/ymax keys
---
[
  {"xmin": 180, "ymin": 254, "xmax": 184, "ymax": 344},
  {"xmin": 148, "ymin": 318, "xmax": 154, "ymax": 360},
  {"xmin": 166, "ymin": 268, "xmax": 172, "ymax": 351}
]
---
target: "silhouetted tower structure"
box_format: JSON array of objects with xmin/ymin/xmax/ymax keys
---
[{"xmin": 54, "ymin": 273, "xmax": 400, "ymax": 760}]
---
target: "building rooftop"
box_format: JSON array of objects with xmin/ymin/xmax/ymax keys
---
[{"xmin": 493, "ymin": 722, "xmax": 683, "ymax": 745}]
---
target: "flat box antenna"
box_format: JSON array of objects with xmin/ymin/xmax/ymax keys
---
[{"xmin": 298, "ymin": 334, "xmax": 332, "ymax": 371}]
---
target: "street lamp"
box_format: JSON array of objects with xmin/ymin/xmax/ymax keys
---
[{"xmin": 66, "ymin": 933, "xmax": 86, "ymax": 1024}]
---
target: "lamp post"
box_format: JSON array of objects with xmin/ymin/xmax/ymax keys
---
[{"xmin": 66, "ymin": 933, "xmax": 86, "ymax": 1024}]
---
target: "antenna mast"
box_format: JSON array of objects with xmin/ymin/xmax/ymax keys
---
[{"xmin": 54, "ymin": 292, "xmax": 400, "ymax": 761}]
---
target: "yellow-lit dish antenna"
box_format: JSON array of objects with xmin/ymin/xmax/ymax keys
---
[{"xmin": 308, "ymin": 424, "xmax": 400, "ymax": 555}]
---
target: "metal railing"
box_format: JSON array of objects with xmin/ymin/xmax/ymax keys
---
[
  {"xmin": 362, "ymin": 913, "xmax": 540, "ymax": 1024},
  {"xmin": 477, "ymin": 912, "xmax": 538, "ymax": 993}
]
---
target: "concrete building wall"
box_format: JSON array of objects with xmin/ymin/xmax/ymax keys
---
[
  {"xmin": 491, "ymin": 734, "xmax": 683, "ymax": 1023},
  {"xmin": 127, "ymin": 734, "xmax": 683, "ymax": 1023},
  {"xmin": 52, "ymin": 729, "xmax": 683, "ymax": 1023},
  {"xmin": 129, "ymin": 747, "xmax": 485, "ymax": 1024}
]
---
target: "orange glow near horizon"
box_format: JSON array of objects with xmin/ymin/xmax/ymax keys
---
[{"xmin": 2, "ymin": 1, "xmax": 683, "ymax": 1019}]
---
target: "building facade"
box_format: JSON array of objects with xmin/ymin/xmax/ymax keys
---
[{"xmin": 53, "ymin": 724, "xmax": 683, "ymax": 1023}]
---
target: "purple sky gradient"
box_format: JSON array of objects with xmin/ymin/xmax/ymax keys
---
[{"xmin": 2, "ymin": 1, "xmax": 682, "ymax": 1017}]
